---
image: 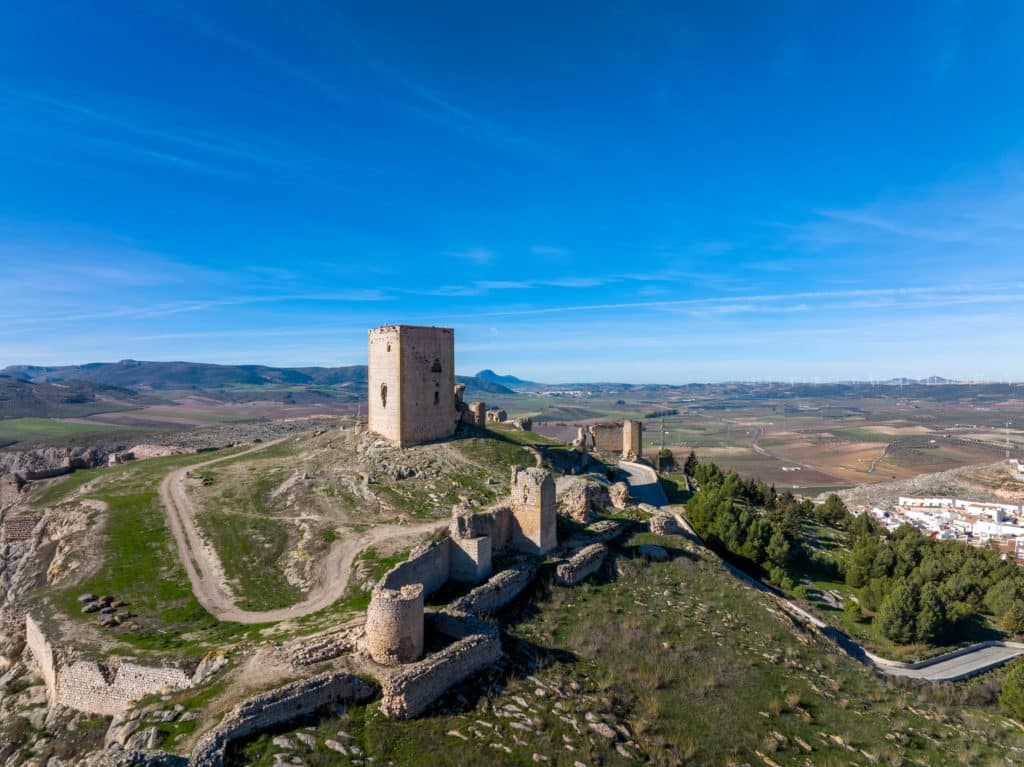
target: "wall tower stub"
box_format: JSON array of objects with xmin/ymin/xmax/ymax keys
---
[
  {"xmin": 510, "ymin": 466, "xmax": 556, "ymax": 554},
  {"xmin": 622, "ymin": 420, "xmax": 642, "ymax": 461}
]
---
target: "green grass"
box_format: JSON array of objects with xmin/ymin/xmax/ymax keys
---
[
  {"xmin": 230, "ymin": 531, "xmax": 1024, "ymax": 766},
  {"xmin": 194, "ymin": 464, "xmax": 302, "ymax": 611},
  {"xmin": 0, "ymin": 417, "xmax": 131, "ymax": 443},
  {"xmin": 41, "ymin": 448, "xmax": 267, "ymax": 654}
]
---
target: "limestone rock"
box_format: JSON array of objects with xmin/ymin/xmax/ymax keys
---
[
  {"xmin": 609, "ymin": 482, "xmax": 631, "ymax": 510},
  {"xmin": 556, "ymin": 477, "xmax": 610, "ymax": 523}
]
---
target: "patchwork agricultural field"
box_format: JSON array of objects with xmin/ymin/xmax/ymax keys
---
[{"xmin": 520, "ymin": 383, "xmax": 1024, "ymax": 496}]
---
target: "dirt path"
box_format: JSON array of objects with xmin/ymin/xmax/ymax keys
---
[{"xmin": 158, "ymin": 442, "xmax": 446, "ymax": 624}]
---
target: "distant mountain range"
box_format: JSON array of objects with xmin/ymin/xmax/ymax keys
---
[
  {"xmin": 473, "ymin": 369, "xmax": 538, "ymax": 387},
  {"xmin": 0, "ymin": 360, "xmax": 514, "ymax": 395}
]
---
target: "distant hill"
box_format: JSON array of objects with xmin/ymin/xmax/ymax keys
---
[
  {"xmin": 474, "ymin": 369, "xmax": 537, "ymax": 387},
  {"xmin": 0, "ymin": 361, "xmax": 513, "ymax": 396},
  {"xmin": 0, "ymin": 376, "xmax": 153, "ymax": 420}
]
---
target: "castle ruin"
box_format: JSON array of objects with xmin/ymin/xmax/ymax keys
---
[
  {"xmin": 623, "ymin": 420, "xmax": 642, "ymax": 461},
  {"xmin": 510, "ymin": 466, "xmax": 557, "ymax": 555},
  {"xmin": 368, "ymin": 325, "xmax": 457, "ymax": 446}
]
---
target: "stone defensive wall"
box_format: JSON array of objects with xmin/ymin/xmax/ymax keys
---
[
  {"xmin": 25, "ymin": 613, "xmax": 201, "ymax": 716},
  {"xmin": 447, "ymin": 563, "xmax": 537, "ymax": 616},
  {"xmin": 554, "ymin": 543, "xmax": 607, "ymax": 587},
  {"xmin": 379, "ymin": 537, "xmax": 452, "ymax": 596},
  {"xmin": 190, "ymin": 672, "xmax": 375, "ymax": 767},
  {"xmin": 379, "ymin": 612, "xmax": 501, "ymax": 720},
  {"xmin": 365, "ymin": 584, "xmax": 425, "ymax": 665}
]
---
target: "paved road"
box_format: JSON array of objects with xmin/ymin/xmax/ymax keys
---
[
  {"xmin": 617, "ymin": 461, "xmax": 668, "ymax": 507},
  {"xmin": 159, "ymin": 443, "xmax": 446, "ymax": 624},
  {"xmin": 874, "ymin": 643, "xmax": 1024, "ymax": 682},
  {"xmin": 667, "ymin": 510, "xmax": 1024, "ymax": 682}
]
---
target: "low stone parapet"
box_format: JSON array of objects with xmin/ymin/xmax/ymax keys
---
[
  {"xmin": 191, "ymin": 672, "xmax": 375, "ymax": 767},
  {"xmin": 379, "ymin": 613, "xmax": 500, "ymax": 720},
  {"xmin": 447, "ymin": 563, "xmax": 536, "ymax": 616},
  {"xmin": 554, "ymin": 543, "xmax": 607, "ymax": 587}
]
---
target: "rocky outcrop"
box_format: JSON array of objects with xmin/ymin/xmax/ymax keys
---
[
  {"xmin": 609, "ymin": 482, "xmax": 631, "ymax": 509},
  {"xmin": 0, "ymin": 446, "xmax": 108, "ymax": 482},
  {"xmin": 556, "ymin": 476, "xmax": 611, "ymax": 523},
  {"xmin": 648, "ymin": 512, "xmax": 684, "ymax": 537}
]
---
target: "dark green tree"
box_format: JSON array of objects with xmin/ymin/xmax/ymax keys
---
[
  {"xmin": 985, "ymin": 580, "xmax": 1019, "ymax": 618},
  {"xmin": 683, "ymin": 449, "xmax": 699, "ymax": 477},
  {"xmin": 915, "ymin": 582, "xmax": 947, "ymax": 644},
  {"xmin": 1002, "ymin": 600, "xmax": 1024, "ymax": 635},
  {"xmin": 1000, "ymin": 661, "xmax": 1024, "ymax": 721},
  {"xmin": 877, "ymin": 581, "xmax": 919, "ymax": 644}
]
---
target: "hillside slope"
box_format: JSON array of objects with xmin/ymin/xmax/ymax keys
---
[{"xmin": 1, "ymin": 361, "xmax": 512, "ymax": 396}]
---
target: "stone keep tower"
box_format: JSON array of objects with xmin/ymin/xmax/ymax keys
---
[
  {"xmin": 510, "ymin": 466, "xmax": 557, "ymax": 555},
  {"xmin": 623, "ymin": 420, "xmax": 642, "ymax": 461},
  {"xmin": 368, "ymin": 325, "xmax": 456, "ymax": 446}
]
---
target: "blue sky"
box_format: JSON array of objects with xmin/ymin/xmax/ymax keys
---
[{"xmin": 1, "ymin": 1, "xmax": 1022, "ymax": 383}]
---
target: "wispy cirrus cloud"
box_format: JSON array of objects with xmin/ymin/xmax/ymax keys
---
[{"xmin": 444, "ymin": 247, "xmax": 495, "ymax": 264}]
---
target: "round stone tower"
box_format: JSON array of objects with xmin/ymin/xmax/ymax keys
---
[{"xmin": 365, "ymin": 583, "xmax": 425, "ymax": 665}]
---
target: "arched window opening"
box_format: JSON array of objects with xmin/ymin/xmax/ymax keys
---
[
  {"xmin": 380, "ymin": 384, "xmax": 388, "ymax": 408},
  {"xmin": 431, "ymin": 358, "xmax": 442, "ymax": 373},
  {"xmin": 434, "ymin": 390, "xmax": 440, "ymax": 406}
]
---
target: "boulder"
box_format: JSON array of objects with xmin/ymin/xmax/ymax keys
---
[
  {"xmin": 609, "ymin": 482, "xmax": 631, "ymax": 509},
  {"xmin": 557, "ymin": 477, "xmax": 610, "ymax": 523}
]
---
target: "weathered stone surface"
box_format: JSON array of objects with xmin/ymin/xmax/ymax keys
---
[
  {"xmin": 510, "ymin": 416, "xmax": 533, "ymax": 432},
  {"xmin": 609, "ymin": 482, "xmax": 631, "ymax": 510},
  {"xmin": 380, "ymin": 614, "xmax": 501, "ymax": 719},
  {"xmin": 190, "ymin": 672, "xmax": 374, "ymax": 767},
  {"xmin": 367, "ymin": 325, "xmax": 456, "ymax": 446},
  {"xmin": 648, "ymin": 512, "xmax": 683, "ymax": 537},
  {"xmin": 622, "ymin": 420, "xmax": 642, "ymax": 461},
  {"xmin": 556, "ymin": 477, "xmax": 610, "ymax": 523},
  {"xmin": 486, "ymin": 409, "xmax": 507, "ymax": 423},
  {"xmin": 554, "ymin": 544, "xmax": 607, "ymax": 587},
  {"xmin": 365, "ymin": 584, "xmax": 424, "ymax": 666},
  {"xmin": 510, "ymin": 466, "xmax": 556, "ymax": 555},
  {"xmin": 468, "ymin": 401, "xmax": 487, "ymax": 427},
  {"xmin": 448, "ymin": 563, "xmax": 536, "ymax": 616}
]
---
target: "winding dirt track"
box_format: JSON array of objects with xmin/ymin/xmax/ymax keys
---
[{"xmin": 158, "ymin": 443, "xmax": 446, "ymax": 624}]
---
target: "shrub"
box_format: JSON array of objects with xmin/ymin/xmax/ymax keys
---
[{"xmin": 999, "ymin": 661, "xmax": 1024, "ymax": 721}]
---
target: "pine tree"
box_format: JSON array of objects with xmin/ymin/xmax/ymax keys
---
[
  {"xmin": 915, "ymin": 582, "xmax": 947, "ymax": 644},
  {"xmin": 877, "ymin": 581, "xmax": 919, "ymax": 644}
]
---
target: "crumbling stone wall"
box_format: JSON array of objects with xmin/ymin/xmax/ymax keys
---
[
  {"xmin": 379, "ymin": 613, "xmax": 501, "ymax": 720},
  {"xmin": 58, "ymin": 660, "xmax": 193, "ymax": 716},
  {"xmin": 368, "ymin": 325, "xmax": 456, "ymax": 446},
  {"xmin": 649, "ymin": 512, "xmax": 683, "ymax": 536},
  {"xmin": 25, "ymin": 613, "xmax": 57, "ymax": 701},
  {"xmin": 447, "ymin": 563, "xmax": 535, "ymax": 616},
  {"xmin": 450, "ymin": 504, "xmax": 513, "ymax": 552},
  {"xmin": 450, "ymin": 535, "xmax": 492, "ymax": 583},
  {"xmin": 556, "ymin": 476, "xmax": 610, "ymax": 522},
  {"xmin": 510, "ymin": 466, "xmax": 556, "ymax": 555},
  {"xmin": 590, "ymin": 423, "xmax": 622, "ymax": 454},
  {"xmin": 365, "ymin": 584, "xmax": 425, "ymax": 666},
  {"xmin": 554, "ymin": 543, "xmax": 607, "ymax": 586},
  {"xmin": 191, "ymin": 672, "xmax": 374, "ymax": 767},
  {"xmin": 2, "ymin": 513, "xmax": 40, "ymax": 544},
  {"xmin": 486, "ymin": 409, "xmax": 507, "ymax": 423},
  {"xmin": 379, "ymin": 538, "xmax": 451, "ymax": 596},
  {"xmin": 25, "ymin": 613, "xmax": 197, "ymax": 715},
  {"xmin": 468, "ymin": 401, "xmax": 487, "ymax": 426}
]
